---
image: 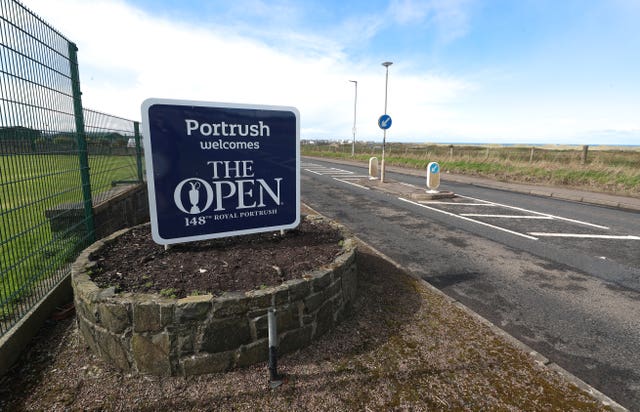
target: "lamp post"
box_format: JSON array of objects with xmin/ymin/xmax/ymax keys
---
[
  {"xmin": 348, "ymin": 80, "xmax": 357, "ymax": 157},
  {"xmin": 381, "ymin": 61, "xmax": 392, "ymax": 182}
]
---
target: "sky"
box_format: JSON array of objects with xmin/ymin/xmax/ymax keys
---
[{"xmin": 21, "ymin": 0, "xmax": 640, "ymax": 145}]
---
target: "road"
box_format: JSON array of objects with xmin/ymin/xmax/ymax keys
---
[{"xmin": 300, "ymin": 157, "xmax": 640, "ymax": 410}]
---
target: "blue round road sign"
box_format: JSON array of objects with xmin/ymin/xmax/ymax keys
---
[
  {"xmin": 430, "ymin": 163, "xmax": 439, "ymax": 173},
  {"xmin": 378, "ymin": 114, "xmax": 392, "ymax": 130}
]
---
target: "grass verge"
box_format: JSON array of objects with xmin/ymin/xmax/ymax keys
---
[{"xmin": 302, "ymin": 144, "xmax": 640, "ymax": 198}]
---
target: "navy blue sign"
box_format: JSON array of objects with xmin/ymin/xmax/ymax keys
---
[
  {"xmin": 141, "ymin": 99, "xmax": 300, "ymax": 244},
  {"xmin": 378, "ymin": 114, "xmax": 392, "ymax": 130}
]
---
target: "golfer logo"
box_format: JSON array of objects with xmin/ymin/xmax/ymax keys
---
[{"xmin": 173, "ymin": 177, "xmax": 214, "ymax": 214}]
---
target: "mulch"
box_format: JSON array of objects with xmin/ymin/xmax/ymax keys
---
[{"xmin": 89, "ymin": 218, "xmax": 343, "ymax": 299}]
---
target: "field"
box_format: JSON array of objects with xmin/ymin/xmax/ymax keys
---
[
  {"xmin": 302, "ymin": 143, "xmax": 640, "ymax": 198},
  {"xmin": 0, "ymin": 153, "xmax": 140, "ymax": 324}
]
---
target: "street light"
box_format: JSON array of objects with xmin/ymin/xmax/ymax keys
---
[
  {"xmin": 348, "ymin": 80, "xmax": 357, "ymax": 157},
  {"xmin": 381, "ymin": 61, "xmax": 392, "ymax": 182}
]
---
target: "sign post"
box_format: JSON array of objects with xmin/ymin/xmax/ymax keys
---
[
  {"xmin": 141, "ymin": 99, "xmax": 300, "ymax": 245},
  {"xmin": 380, "ymin": 61, "xmax": 393, "ymax": 182},
  {"xmin": 377, "ymin": 113, "xmax": 392, "ymax": 182}
]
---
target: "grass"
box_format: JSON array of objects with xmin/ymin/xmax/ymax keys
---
[
  {"xmin": 302, "ymin": 143, "xmax": 640, "ymax": 197},
  {"xmin": 0, "ymin": 152, "xmax": 141, "ymax": 322}
]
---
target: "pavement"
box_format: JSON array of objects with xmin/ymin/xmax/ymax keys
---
[{"xmin": 304, "ymin": 156, "xmax": 640, "ymax": 213}]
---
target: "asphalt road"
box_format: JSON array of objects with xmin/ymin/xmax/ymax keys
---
[{"xmin": 300, "ymin": 157, "xmax": 640, "ymax": 410}]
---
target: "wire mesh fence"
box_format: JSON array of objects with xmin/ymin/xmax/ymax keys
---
[{"xmin": 0, "ymin": 0, "xmax": 143, "ymax": 336}]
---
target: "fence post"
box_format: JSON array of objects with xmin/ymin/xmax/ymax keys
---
[
  {"xmin": 581, "ymin": 145, "xmax": 589, "ymax": 165},
  {"xmin": 529, "ymin": 147, "xmax": 535, "ymax": 163},
  {"xmin": 134, "ymin": 121, "xmax": 143, "ymax": 182},
  {"xmin": 68, "ymin": 41, "xmax": 95, "ymax": 244}
]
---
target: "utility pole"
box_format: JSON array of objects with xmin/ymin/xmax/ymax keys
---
[
  {"xmin": 349, "ymin": 80, "xmax": 357, "ymax": 157},
  {"xmin": 381, "ymin": 61, "xmax": 393, "ymax": 182}
]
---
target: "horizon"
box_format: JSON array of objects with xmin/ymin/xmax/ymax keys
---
[
  {"xmin": 20, "ymin": 0, "xmax": 640, "ymax": 146},
  {"xmin": 303, "ymin": 138, "xmax": 640, "ymax": 149}
]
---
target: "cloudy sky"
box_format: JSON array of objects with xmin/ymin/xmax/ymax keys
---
[{"xmin": 21, "ymin": 0, "xmax": 640, "ymax": 144}]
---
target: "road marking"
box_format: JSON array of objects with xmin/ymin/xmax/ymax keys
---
[
  {"xmin": 461, "ymin": 214, "xmax": 554, "ymax": 219},
  {"xmin": 458, "ymin": 195, "xmax": 610, "ymax": 230},
  {"xmin": 303, "ymin": 164, "xmax": 367, "ymax": 178},
  {"xmin": 528, "ymin": 233, "xmax": 640, "ymax": 240},
  {"xmin": 420, "ymin": 202, "xmax": 498, "ymax": 206},
  {"xmin": 399, "ymin": 197, "xmax": 539, "ymax": 240},
  {"xmin": 337, "ymin": 175, "xmax": 369, "ymax": 179},
  {"xmin": 334, "ymin": 178, "xmax": 370, "ymax": 190}
]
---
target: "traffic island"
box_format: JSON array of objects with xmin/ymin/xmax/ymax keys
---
[{"xmin": 352, "ymin": 177, "xmax": 456, "ymax": 200}]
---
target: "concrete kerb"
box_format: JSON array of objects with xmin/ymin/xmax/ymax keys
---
[
  {"xmin": 302, "ymin": 203, "xmax": 628, "ymax": 412},
  {"xmin": 302, "ymin": 156, "xmax": 640, "ymax": 213}
]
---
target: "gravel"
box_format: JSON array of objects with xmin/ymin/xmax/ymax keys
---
[{"xmin": 0, "ymin": 244, "xmax": 610, "ymax": 411}]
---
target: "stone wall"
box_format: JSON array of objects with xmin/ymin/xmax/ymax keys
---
[
  {"xmin": 72, "ymin": 217, "xmax": 358, "ymax": 376},
  {"xmin": 93, "ymin": 184, "xmax": 149, "ymax": 239},
  {"xmin": 45, "ymin": 183, "xmax": 149, "ymax": 239}
]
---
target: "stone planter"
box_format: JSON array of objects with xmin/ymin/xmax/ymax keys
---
[{"xmin": 71, "ymin": 216, "xmax": 358, "ymax": 376}]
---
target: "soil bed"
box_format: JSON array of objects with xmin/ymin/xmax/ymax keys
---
[{"xmin": 90, "ymin": 218, "xmax": 343, "ymax": 299}]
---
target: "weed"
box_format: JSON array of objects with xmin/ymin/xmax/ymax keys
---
[{"xmin": 160, "ymin": 288, "xmax": 177, "ymax": 298}]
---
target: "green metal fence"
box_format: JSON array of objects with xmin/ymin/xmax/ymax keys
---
[{"xmin": 0, "ymin": 0, "xmax": 143, "ymax": 336}]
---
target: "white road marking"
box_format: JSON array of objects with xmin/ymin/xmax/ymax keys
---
[
  {"xmin": 306, "ymin": 165, "xmax": 628, "ymax": 240},
  {"xmin": 399, "ymin": 197, "xmax": 539, "ymax": 240},
  {"xmin": 337, "ymin": 175, "xmax": 369, "ymax": 179},
  {"xmin": 420, "ymin": 202, "xmax": 498, "ymax": 206},
  {"xmin": 460, "ymin": 214, "xmax": 554, "ymax": 219},
  {"xmin": 334, "ymin": 178, "xmax": 370, "ymax": 190},
  {"xmin": 303, "ymin": 164, "xmax": 366, "ymax": 178},
  {"xmin": 458, "ymin": 195, "xmax": 610, "ymax": 230},
  {"xmin": 528, "ymin": 233, "xmax": 640, "ymax": 240}
]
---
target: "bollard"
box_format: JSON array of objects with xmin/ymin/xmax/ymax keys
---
[
  {"xmin": 267, "ymin": 307, "xmax": 284, "ymax": 388},
  {"xmin": 426, "ymin": 162, "xmax": 440, "ymax": 192},
  {"xmin": 368, "ymin": 157, "xmax": 379, "ymax": 180}
]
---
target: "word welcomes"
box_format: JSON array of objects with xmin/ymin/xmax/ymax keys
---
[{"xmin": 142, "ymin": 99, "xmax": 300, "ymax": 244}]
